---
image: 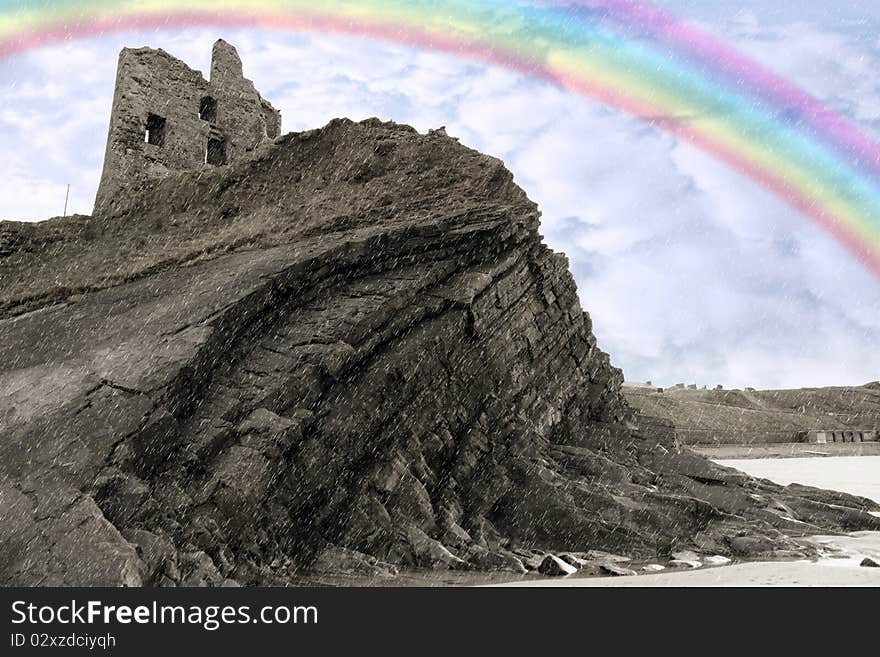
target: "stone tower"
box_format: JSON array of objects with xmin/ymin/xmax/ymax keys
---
[{"xmin": 94, "ymin": 39, "xmax": 281, "ymax": 216}]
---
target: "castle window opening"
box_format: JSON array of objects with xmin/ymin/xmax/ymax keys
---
[
  {"xmin": 206, "ymin": 137, "xmax": 227, "ymax": 165},
  {"xmin": 199, "ymin": 96, "xmax": 217, "ymax": 122},
  {"xmin": 144, "ymin": 113, "xmax": 167, "ymax": 146}
]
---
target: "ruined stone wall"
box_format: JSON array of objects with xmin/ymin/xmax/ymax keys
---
[
  {"xmin": 807, "ymin": 429, "xmax": 879, "ymax": 443},
  {"xmin": 94, "ymin": 39, "xmax": 280, "ymax": 217},
  {"xmin": 209, "ymin": 40, "xmax": 282, "ymax": 156}
]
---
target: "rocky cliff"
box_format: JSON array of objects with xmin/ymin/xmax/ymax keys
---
[{"xmin": 1, "ymin": 118, "xmax": 878, "ymax": 586}]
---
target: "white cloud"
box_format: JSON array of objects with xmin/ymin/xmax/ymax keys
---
[{"xmin": 720, "ymin": 16, "xmax": 880, "ymax": 134}]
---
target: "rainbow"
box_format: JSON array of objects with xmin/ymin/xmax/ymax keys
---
[{"xmin": 2, "ymin": 0, "xmax": 880, "ymax": 276}]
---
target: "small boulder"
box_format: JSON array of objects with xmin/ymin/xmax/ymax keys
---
[
  {"xmin": 771, "ymin": 549, "xmax": 808, "ymax": 560},
  {"xmin": 560, "ymin": 553, "xmax": 589, "ymax": 567},
  {"xmin": 728, "ymin": 535, "xmax": 776, "ymax": 557},
  {"xmin": 599, "ymin": 563, "xmax": 637, "ymax": 577},
  {"xmin": 860, "ymin": 557, "xmax": 880, "ymax": 568},
  {"xmin": 703, "ymin": 555, "xmax": 732, "ymax": 566},
  {"xmin": 514, "ymin": 550, "xmax": 546, "ymax": 571},
  {"xmin": 403, "ymin": 526, "xmax": 467, "ymax": 570},
  {"xmin": 671, "ymin": 550, "xmax": 701, "ymax": 562},
  {"xmin": 586, "ymin": 550, "xmax": 630, "ymax": 563},
  {"xmin": 538, "ymin": 555, "xmax": 578, "ymax": 576},
  {"xmin": 466, "ymin": 547, "xmax": 527, "ymax": 573},
  {"xmin": 668, "ymin": 559, "xmax": 702, "ymax": 569},
  {"xmin": 642, "ymin": 564, "xmax": 665, "ymax": 573}
]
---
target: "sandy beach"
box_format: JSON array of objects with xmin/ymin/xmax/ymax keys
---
[{"xmin": 716, "ymin": 455, "xmax": 880, "ymax": 503}]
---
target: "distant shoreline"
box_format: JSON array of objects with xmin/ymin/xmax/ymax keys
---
[{"xmin": 690, "ymin": 442, "xmax": 880, "ymax": 459}]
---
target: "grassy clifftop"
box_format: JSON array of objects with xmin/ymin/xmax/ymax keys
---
[{"xmin": 624, "ymin": 383, "xmax": 880, "ymax": 444}]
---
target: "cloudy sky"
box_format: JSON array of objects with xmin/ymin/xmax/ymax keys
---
[{"xmin": 2, "ymin": 1, "xmax": 879, "ymax": 390}]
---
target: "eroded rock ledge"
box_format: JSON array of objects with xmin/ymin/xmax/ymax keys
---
[{"xmin": 1, "ymin": 119, "xmax": 878, "ymax": 586}]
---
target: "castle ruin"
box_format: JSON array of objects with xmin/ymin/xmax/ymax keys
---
[{"xmin": 94, "ymin": 39, "xmax": 280, "ymax": 216}]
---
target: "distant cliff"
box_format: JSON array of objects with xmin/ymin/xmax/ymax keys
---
[
  {"xmin": 624, "ymin": 383, "xmax": 880, "ymax": 445},
  {"xmin": 1, "ymin": 118, "xmax": 878, "ymax": 586}
]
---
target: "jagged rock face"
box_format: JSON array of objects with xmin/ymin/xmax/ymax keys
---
[{"xmin": 1, "ymin": 119, "xmax": 878, "ymax": 586}]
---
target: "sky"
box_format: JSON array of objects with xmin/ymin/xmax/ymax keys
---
[{"xmin": 1, "ymin": 1, "xmax": 880, "ymax": 390}]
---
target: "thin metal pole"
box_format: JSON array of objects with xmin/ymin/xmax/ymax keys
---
[{"xmin": 63, "ymin": 184, "xmax": 70, "ymax": 217}]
